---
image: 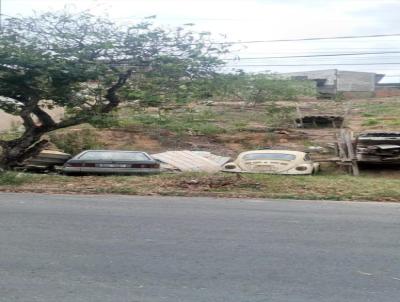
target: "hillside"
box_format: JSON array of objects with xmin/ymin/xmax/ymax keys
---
[
  {"xmin": 47, "ymin": 97, "xmax": 400, "ymax": 167},
  {"xmin": 1, "ymin": 96, "xmax": 400, "ymax": 201}
]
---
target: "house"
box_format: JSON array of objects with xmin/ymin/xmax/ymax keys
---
[{"xmin": 282, "ymin": 69, "xmax": 385, "ymax": 98}]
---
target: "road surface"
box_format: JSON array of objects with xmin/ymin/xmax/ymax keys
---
[{"xmin": 0, "ymin": 193, "xmax": 399, "ymax": 302}]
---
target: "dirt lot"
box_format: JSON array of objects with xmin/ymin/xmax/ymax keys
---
[{"xmin": 1, "ymin": 96, "xmax": 399, "ymax": 201}]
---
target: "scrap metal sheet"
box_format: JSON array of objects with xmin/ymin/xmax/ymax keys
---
[
  {"xmin": 151, "ymin": 151, "xmax": 225, "ymax": 173},
  {"xmin": 191, "ymin": 151, "xmax": 231, "ymax": 166},
  {"xmin": 24, "ymin": 150, "xmax": 71, "ymax": 167}
]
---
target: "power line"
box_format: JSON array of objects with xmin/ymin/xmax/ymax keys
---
[
  {"xmin": 2, "ymin": 11, "xmax": 400, "ymax": 47},
  {"xmin": 223, "ymin": 51, "xmax": 400, "ymax": 61},
  {"xmin": 228, "ymin": 48, "xmax": 400, "ymax": 56},
  {"xmin": 113, "ymin": 15, "xmax": 242, "ymax": 21},
  {"xmin": 244, "ymin": 48, "xmax": 400, "ymax": 52},
  {"xmin": 222, "ymin": 62, "xmax": 400, "ymax": 67},
  {"xmin": 100, "ymin": 62, "xmax": 400, "ymax": 70},
  {"xmin": 206, "ymin": 33, "xmax": 400, "ymax": 45}
]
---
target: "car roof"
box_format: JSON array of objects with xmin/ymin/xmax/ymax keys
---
[{"xmin": 238, "ymin": 150, "xmax": 305, "ymax": 157}]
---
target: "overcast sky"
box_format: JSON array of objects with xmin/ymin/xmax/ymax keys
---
[{"xmin": 3, "ymin": 0, "xmax": 400, "ymax": 82}]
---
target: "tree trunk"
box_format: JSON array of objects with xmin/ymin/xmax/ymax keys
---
[
  {"xmin": 0, "ymin": 128, "xmax": 49, "ymax": 170},
  {"xmin": 0, "ymin": 70, "xmax": 133, "ymax": 170}
]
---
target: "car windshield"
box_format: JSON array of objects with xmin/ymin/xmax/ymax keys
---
[
  {"xmin": 242, "ymin": 153, "xmax": 296, "ymax": 161},
  {"xmin": 78, "ymin": 151, "xmax": 150, "ymax": 161}
]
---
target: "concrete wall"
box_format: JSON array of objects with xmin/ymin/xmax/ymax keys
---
[
  {"xmin": 283, "ymin": 69, "xmax": 382, "ymax": 95},
  {"xmin": 337, "ymin": 71, "xmax": 376, "ymax": 92},
  {"xmin": 342, "ymin": 91, "xmax": 375, "ymax": 99},
  {"xmin": 283, "ymin": 69, "xmax": 337, "ymax": 85},
  {"xmin": 375, "ymin": 87, "xmax": 400, "ymax": 98}
]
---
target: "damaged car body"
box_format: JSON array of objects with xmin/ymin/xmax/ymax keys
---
[
  {"xmin": 63, "ymin": 150, "xmax": 160, "ymax": 175},
  {"xmin": 356, "ymin": 132, "xmax": 400, "ymax": 163},
  {"xmin": 223, "ymin": 150, "xmax": 319, "ymax": 175}
]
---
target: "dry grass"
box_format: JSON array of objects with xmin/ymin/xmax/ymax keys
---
[
  {"xmin": 351, "ymin": 98, "xmax": 400, "ymax": 131},
  {"xmin": 1, "ymin": 171, "xmax": 399, "ymax": 202}
]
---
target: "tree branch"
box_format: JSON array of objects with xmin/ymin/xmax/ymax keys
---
[
  {"xmin": 20, "ymin": 106, "xmax": 38, "ymax": 129},
  {"xmin": 49, "ymin": 116, "xmax": 86, "ymax": 131},
  {"xmin": 32, "ymin": 106, "xmax": 57, "ymax": 128},
  {"xmin": 102, "ymin": 68, "xmax": 134, "ymax": 113}
]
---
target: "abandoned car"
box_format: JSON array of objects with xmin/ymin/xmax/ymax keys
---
[
  {"xmin": 63, "ymin": 150, "xmax": 160, "ymax": 175},
  {"xmin": 222, "ymin": 150, "xmax": 319, "ymax": 175},
  {"xmin": 356, "ymin": 132, "xmax": 400, "ymax": 163}
]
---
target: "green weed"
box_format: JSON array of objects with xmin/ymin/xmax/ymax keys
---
[
  {"xmin": 362, "ymin": 118, "xmax": 380, "ymax": 126},
  {"xmin": 0, "ymin": 172, "xmax": 41, "ymax": 186},
  {"xmin": 49, "ymin": 129, "xmax": 103, "ymax": 155}
]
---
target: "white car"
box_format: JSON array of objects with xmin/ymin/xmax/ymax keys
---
[{"xmin": 223, "ymin": 150, "xmax": 319, "ymax": 175}]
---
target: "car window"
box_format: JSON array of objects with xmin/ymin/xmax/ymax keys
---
[
  {"xmin": 78, "ymin": 151, "xmax": 150, "ymax": 161},
  {"xmin": 242, "ymin": 153, "xmax": 296, "ymax": 161}
]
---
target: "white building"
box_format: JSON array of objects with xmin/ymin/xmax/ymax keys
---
[{"xmin": 282, "ymin": 69, "xmax": 385, "ymax": 97}]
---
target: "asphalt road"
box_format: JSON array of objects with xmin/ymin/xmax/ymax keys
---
[{"xmin": 0, "ymin": 193, "xmax": 400, "ymax": 302}]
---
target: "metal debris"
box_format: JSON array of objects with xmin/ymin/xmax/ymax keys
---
[
  {"xmin": 24, "ymin": 150, "xmax": 71, "ymax": 168},
  {"xmin": 151, "ymin": 150, "xmax": 229, "ymax": 173},
  {"xmin": 357, "ymin": 132, "xmax": 400, "ymax": 163},
  {"xmin": 191, "ymin": 151, "xmax": 231, "ymax": 166}
]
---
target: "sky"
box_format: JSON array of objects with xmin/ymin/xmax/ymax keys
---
[{"xmin": 3, "ymin": 0, "xmax": 400, "ymax": 82}]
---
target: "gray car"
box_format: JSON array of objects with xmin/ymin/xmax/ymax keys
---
[{"xmin": 63, "ymin": 150, "xmax": 160, "ymax": 175}]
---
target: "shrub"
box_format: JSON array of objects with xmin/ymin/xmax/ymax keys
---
[
  {"xmin": 49, "ymin": 129, "xmax": 103, "ymax": 155},
  {"xmin": 89, "ymin": 113, "xmax": 121, "ymax": 128}
]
